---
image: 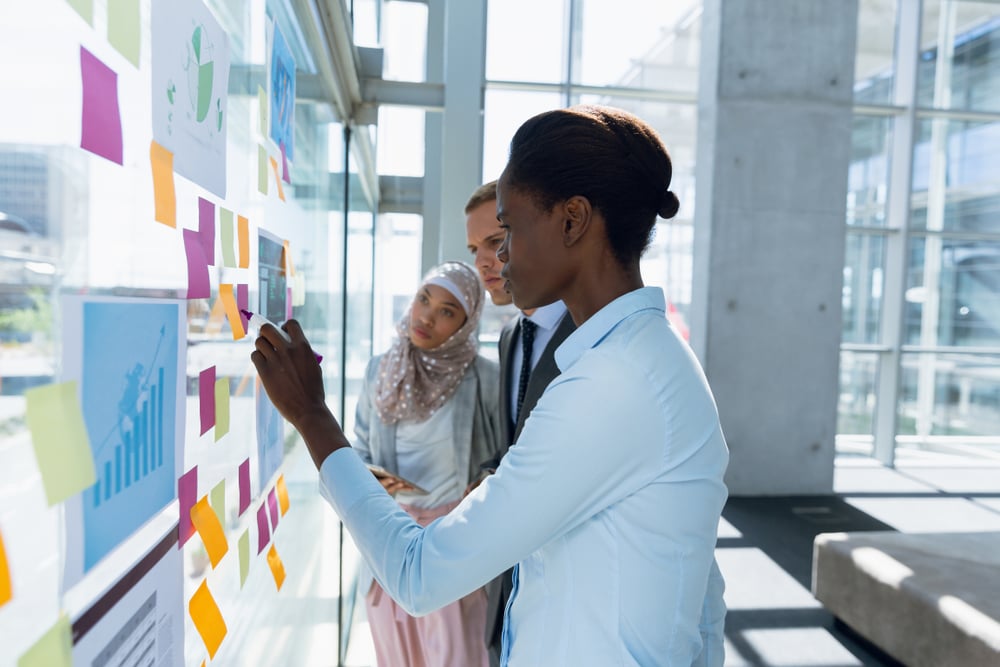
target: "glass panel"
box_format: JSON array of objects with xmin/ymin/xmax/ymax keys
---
[
  {"xmin": 918, "ymin": 0, "xmax": 1000, "ymax": 113},
  {"xmin": 898, "ymin": 352, "xmax": 1000, "ymax": 451},
  {"xmin": 378, "ymin": 106, "xmax": 426, "ymax": 177},
  {"xmin": 905, "ymin": 237, "xmax": 1000, "ymax": 347},
  {"xmin": 843, "ymin": 233, "xmax": 887, "ymax": 345},
  {"xmin": 911, "ymin": 117, "xmax": 1000, "ymax": 234},
  {"xmin": 482, "ymin": 89, "xmax": 563, "ymax": 182},
  {"xmin": 855, "ymin": 0, "xmax": 898, "ymax": 105},
  {"xmin": 382, "ymin": 0, "xmax": 428, "ymax": 82},
  {"xmin": 352, "ymin": 0, "xmax": 381, "ymax": 48},
  {"xmin": 486, "ymin": 0, "xmax": 566, "ymax": 83},
  {"xmin": 373, "ymin": 213, "xmax": 422, "ymax": 355},
  {"xmin": 837, "ymin": 351, "xmax": 880, "ymax": 457},
  {"xmin": 573, "ymin": 0, "xmax": 700, "ymax": 95},
  {"xmin": 847, "ymin": 115, "xmax": 892, "ymax": 228}
]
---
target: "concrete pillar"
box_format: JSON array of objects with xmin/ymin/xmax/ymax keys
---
[{"xmin": 690, "ymin": 0, "xmax": 858, "ymax": 495}]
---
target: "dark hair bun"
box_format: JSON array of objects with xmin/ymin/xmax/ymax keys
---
[{"xmin": 658, "ymin": 190, "xmax": 680, "ymax": 219}]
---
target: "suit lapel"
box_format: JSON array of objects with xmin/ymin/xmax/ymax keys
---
[
  {"xmin": 513, "ymin": 312, "xmax": 576, "ymax": 443},
  {"xmin": 498, "ymin": 318, "xmax": 518, "ymax": 445}
]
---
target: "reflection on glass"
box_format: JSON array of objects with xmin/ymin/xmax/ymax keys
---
[
  {"xmin": 382, "ymin": 1, "xmax": 428, "ymax": 82},
  {"xmin": 837, "ymin": 351, "xmax": 879, "ymax": 457},
  {"xmin": 378, "ymin": 107, "xmax": 426, "ymax": 177},
  {"xmin": 847, "ymin": 115, "xmax": 891, "ymax": 227},
  {"xmin": 843, "ymin": 233, "xmax": 887, "ymax": 345},
  {"xmin": 482, "ymin": 89, "xmax": 562, "ymax": 182},
  {"xmin": 854, "ymin": 0, "xmax": 898, "ymax": 105},
  {"xmin": 486, "ymin": 0, "xmax": 565, "ymax": 83}
]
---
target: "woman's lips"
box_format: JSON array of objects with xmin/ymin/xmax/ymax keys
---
[{"xmin": 413, "ymin": 326, "xmax": 431, "ymax": 339}]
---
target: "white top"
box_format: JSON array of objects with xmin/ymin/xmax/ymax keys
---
[
  {"xmin": 509, "ymin": 300, "xmax": 568, "ymax": 423},
  {"xmin": 395, "ymin": 399, "xmax": 458, "ymax": 508}
]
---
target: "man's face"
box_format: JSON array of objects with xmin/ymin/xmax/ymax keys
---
[{"xmin": 465, "ymin": 199, "xmax": 511, "ymax": 306}]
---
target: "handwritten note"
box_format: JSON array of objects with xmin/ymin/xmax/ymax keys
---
[
  {"xmin": 18, "ymin": 615, "xmax": 72, "ymax": 667},
  {"xmin": 276, "ymin": 475, "xmax": 290, "ymax": 516},
  {"xmin": 150, "ymin": 141, "xmax": 176, "ymax": 227},
  {"xmin": 239, "ymin": 530, "xmax": 250, "ymax": 589},
  {"xmin": 256, "ymin": 504, "xmax": 270, "ymax": 554},
  {"xmin": 219, "ymin": 208, "xmax": 236, "ymax": 267},
  {"xmin": 178, "ymin": 466, "xmax": 198, "ymax": 547},
  {"xmin": 189, "ymin": 580, "xmax": 227, "ymax": 659},
  {"xmin": 108, "ymin": 0, "xmax": 141, "ymax": 67},
  {"xmin": 25, "ymin": 382, "xmax": 97, "ymax": 506},
  {"xmin": 0, "ymin": 527, "xmax": 11, "ymax": 607},
  {"xmin": 237, "ymin": 216, "xmax": 250, "ymax": 268},
  {"xmin": 267, "ymin": 544, "xmax": 286, "ymax": 591},
  {"xmin": 80, "ymin": 47, "xmax": 123, "ymax": 165},
  {"xmin": 199, "ymin": 367, "xmax": 215, "ymax": 435},
  {"xmin": 183, "ymin": 229, "xmax": 210, "ymax": 299},
  {"xmin": 190, "ymin": 496, "xmax": 228, "ymax": 568},
  {"xmin": 214, "ymin": 378, "xmax": 230, "ymax": 441},
  {"xmin": 238, "ymin": 459, "xmax": 250, "ymax": 516}
]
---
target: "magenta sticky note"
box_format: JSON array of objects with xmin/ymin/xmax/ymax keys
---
[
  {"xmin": 267, "ymin": 487, "xmax": 279, "ymax": 531},
  {"xmin": 178, "ymin": 466, "xmax": 198, "ymax": 547},
  {"xmin": 183, "ymin": 229, "xmax": 210, "ymax": 299},
  {"xmin": 236, "ymin": 284, "xmax": 249, "ymax": 334},
  {"xmin": 198, "ymin": 197, "xmax": 216, "ymax": 266},
  {"xmin": 286, "ymin": 287, "xmax": 293, "ymax": 320},
  {"xmin": 238, "ymin": 458, "xmax": 250, "ymax": 516},
  {"xmin": 280, "ymin": 142, "xmax": 290, "ymax": 184},
  {"xmin": 80, "ymin": 47, "xmax": 123, "ymax": 165},
  {"xmin": 256, "ymin": 503, "xmax": 270, "ymax": 554},
  {"xmin": 199, "ymin": 367, "xmax": 216, "ymax": 435}
]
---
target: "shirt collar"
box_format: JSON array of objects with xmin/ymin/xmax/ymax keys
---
[
  {"xmin": 554, "ymin": 287, "xmax": 665, "ymax": 371},
  {"xmin": 522, "ymin": 300, "xmax": 567, "ymax": 331}
]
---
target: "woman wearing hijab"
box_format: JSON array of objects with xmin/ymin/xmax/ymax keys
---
[{"xmin": 354, "ymin": 260, "xmax": 501, "ymax": 667}]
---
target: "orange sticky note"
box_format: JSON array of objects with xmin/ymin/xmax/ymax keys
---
[
  {"xmin": 275, "ymin": 475, "xmax": 290, "ymax": 516},
  {"xmin": 270, "ymin": 156, "xmax": 285, "ymax": 201},
  {"xmin": 282, "ymin": 240, "xmax": 294, "ymax": 276},
  {"xmin": 237, "ymin": 215, "xmax": 250, "ymax": 268},
  {"xmin": 150, "ymin": 141, "xmax": 176, "ymax": 227},
  {"xmin": 266, "ymin": 543, "xmax": 286, "ymax": 591},
  {"xmin": 218, "ymin": 284, "xmax": 245, "ymax": 341},
  {"xmin": 189, "ymin": 580, "xmax": 227, "ymax": 659},
  {"xmin": 0, "ymin": 527, "xmax": 11, "ymax": 607},
  {"xmin": 190, "ymin": 496, "xmax": 228, "ymax": 568}
]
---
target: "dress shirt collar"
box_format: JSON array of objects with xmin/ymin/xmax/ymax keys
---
[
  {"xmin": 554, "ymin": 287, "xmax": 665, "ymax": 371},
  {"xmin": 522, "ymin": 300, "xmax": 567, "ymax": 332}
]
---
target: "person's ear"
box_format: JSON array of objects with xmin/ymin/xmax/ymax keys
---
[{"xmin": 562, "ymin": 195, "xmax": 592, "ymax": 247}]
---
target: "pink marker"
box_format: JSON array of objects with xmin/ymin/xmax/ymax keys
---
[{"xmin": 241, "ymin": 309, "xmax": 323, "ymax": 364}]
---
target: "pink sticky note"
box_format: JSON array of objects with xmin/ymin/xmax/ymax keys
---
[
  {"xmin": 267, "ymin": 487, "xmax": 280, "ymax": 531},
  {"xmin": 199, "ymin": 367, "xmax": 216, "ymax": 435},
  {"xmin": 236, "ymin": 284, "xmax": 249, "ymax": 334},
  {"xmin": 238, "ymin": 459, "xmax": 250, "ymax": 516},
  {"xmin": 280, "ymin": 142, "xmax": 290, "ymax": 184},
  {"xmin": 286, "ymin": 287, "xmax": 293, "ymax": 320},
  {"xmin": 198, "ymin": 198, "xmax": 216, "ymax": 266},
  {"xmin": 80, "ymin": 47, "xmax": 123, "ymax": 164},
  {"xmin": 178, "ymin": 466, "xmax": 198, "ymax": 547},
  {"xmin": 256, "ymin": 504, "xmax": 270, "ymax": 554},
  {"xmin": 183, "ymin": 229, "xmax": 210, "ymax": 299}
]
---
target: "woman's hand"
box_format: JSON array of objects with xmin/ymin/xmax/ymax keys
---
[{"xmin": 374, "ymin": 474, "xmax": 415, "ymax": 496}]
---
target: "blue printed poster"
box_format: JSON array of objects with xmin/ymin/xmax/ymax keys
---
[{"xmin": 269, "ymin": 20, "xmax": 296, "ymax": 161}]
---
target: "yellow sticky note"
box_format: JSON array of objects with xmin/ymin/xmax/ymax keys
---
[
  {"xmin": 282, "ymin": 240, "xmax": 295, "ymax": 276},
  {"xmin": 266, "ymin": 544, "xmax": 286, "ymax": 591},
  {"xmin": 108, "ymin": 0, "xmax": 140, "ymax": 67},
  {"xmin": 257, "ymin": 145, "xmax": 269, "ymax": 195},
  {"xmin": 189, "ymin": 580, "xmax": 227, "ymax": 659},
  {"xmin": 0, "ymin": 527, "xmax": 12, "ymax": 607},
  {"xmin": 18, "ymin": 614, "xmax": 72, "ymax": 667},
  {"xmin": 214, "ymin": 378, "xmax": 229, "ymax": 441},
  {"xmin": 238, "ymin": 530, "xmax": 249, "ymax": 589},
  {"xmin": 190, "ymin": 496, "xmax": 228, "ymax": 568},
  {"xmin": 275, "ymin": 475, "xmax": 289, "ymax": 516},
  {"xmin": 237, "ymin": 216, "xmax": 250, "ymax": 269},
  {"xmin": 210, "ymin": 478, "xmax": 225, "ymax": 527},
  {"xmin": 219, "ymin": 284, "xmax": 245, "ymax": 341},
  {"xmin": 270, "ymin": 157, "xmax": 285, "ymax": 201},
  {"xmin": 258, "ymin": 85, "xmax": 268, "ymax": 136},
  {"xmin": 66, "ymin": 0, "xmax": 93, "ymax": 24},
  {"xmin": 150, "ymin": 141, "xmax": 176, "ymax": 228},
  {"xmin": 25, "ymin": 382, "xmax": 97, "ymax": 506},
  {"xmin": 220, "ymin": 209, "xmax": 236, "ymax": 267}
]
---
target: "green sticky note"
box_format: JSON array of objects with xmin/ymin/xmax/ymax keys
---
[
  {"xmin": 25, "ymin": 382, "xmax": 97, "ymax": 506},
  {"xmin": 257, "ymin": 145, "xmax": 268, "ymax": 195},
  {"xmin": 258, "ymin": 85, "xmax": 268, "ymax": 136},
  {"xmin": 220, "ymin": 209, "xmax": 236, "ymax": 267},
  {"xmin": 108, "ymin": 0, "xmax": 141, "ymax": 67},
  {"xmin": 66, "ymin": 0, "xmax": 93, "ymax": 24},
  {"xmin": 18, "ymin": 614, "xmax": 72, "ymax": 667},
  {"xmin": 214, "ymin": 378, "xmax": 229, "ymax": 442},
  {"xmin": 238, "ymin": 530, "xmax": 250, "ymax": 588},
  {"xmin": 210, "ymin": 479, "xmax": 226, "ymax": 527}
]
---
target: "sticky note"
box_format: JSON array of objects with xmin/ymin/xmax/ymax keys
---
[
  {"xmin": 17, "ymin": 614, "xmax": 72, "ymax": 667},
  {"xmin": 270, "ymin": 156, "xmax": 285, "ymax": 201},
  {"xmin": 178, "ymin": 466, "xmax": 198, "ymax": 547},
  {"xmin": 219, "ymin": 209, "xmax": 236, "ymax": 267},
  {"xmin": 238, "ymin": 459, "xmax": 250, "ymax": 516},
  {"xmin": 198, "ymin": 198, "xmax": 216, "ymax": 266},
  {"xmin": 258, "ymin": 85, "xmax": 267, "ymax": 136},
  {"xmin": 267, "ymin": 487, "xmax": 279, "ymax": 531},
  {"xmin": 238, "ymin": 530, "xmax": 250, "ymax": 588},
  {"xmin": 218, "ymin": 284, "xmax": 245, "ymax": 341},
  {"xmin": 199, "ymin": 367, "xmax": 215, "ymax": 435},
  {"xmin": 25, "ymin": 381, "xmax": 97, "ymax": 506},
  {"xmin": 236, "ymin": 284, "xmax": 249, "ymax": 332},
  {"xmin": 256, "ymin": 504, "xmax": 270, "ymax": 554},
  {"xmin": 266, "ymin": 544, "xmax": 286, "ymax": 591},
  {"xmin": 282, "ymin": 240, "xmax": 295, "ymax": 275},
  {"xmin": 190, "ymin": 496, "xmax": 228, "ymax": 568},
  {"xmin": 80, "ymin": 47, "xmax": 123, "ymax": 165},
  {"xmin": 66, "ymin": 0, "xmax": 93, "ymax": 24},
  {"xmin": 276, "ymin": 475, "xmax": 290, "ymax": 516},
  {"xmin": 183, "ymin": 229, "xmax": 210, "ymax": 299},
  {"xmin": 237, "ymin": 216, "xmax": 250, "ymax": 268},
  {"xmin": 189, "ymin": 580, "xmax": 227, "ymax": 659},
  {"xmin": 214, "ymin": 378, "xmax": 229, "ymax": 441},
  {"xmin": 0, "ymin": 527, "xmax": 11, "ymax": 607},
  {"xmin": 286, "ymin": 287, "xmax": 293, "ymax": 321},
  {"xmin": 210, "ymin": 479, "xmax": 225, "ymax": 527},
  {"xmin": 257, "ymin": 144, "xmax": 268, "ymax": 195},
  {"xmin": 149, "ymin": 141, "xmax": 176, "ymax": 227},
  {"xmin": 108, "ymin": 0, "xmax": 140, "ymax": 67},
  {"xmin": 280, "ymin": 142, "xmax": 290, "ymax": 184}
]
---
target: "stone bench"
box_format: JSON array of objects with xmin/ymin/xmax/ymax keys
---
[{"xmin": 812, "ymin": 531, "xmax": 1000, "ymax": 667}]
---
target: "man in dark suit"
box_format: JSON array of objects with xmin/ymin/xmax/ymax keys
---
[{"xmin": 465, "ymin": 180, "xmax": 576, "ymax": 666}]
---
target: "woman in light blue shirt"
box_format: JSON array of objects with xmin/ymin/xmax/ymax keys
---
[{"xmin": 251, "ymin": 105, "xmax": 730, "ymax": 666}]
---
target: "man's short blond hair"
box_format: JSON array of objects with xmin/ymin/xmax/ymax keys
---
[{"xmin": 464, "ymin": 180, "xmax": 497, "ymax": 214}]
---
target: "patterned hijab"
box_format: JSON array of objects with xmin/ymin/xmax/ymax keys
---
[{"xmin": 374, "ymin": 261, "xmax": 485, "ymax": 424}]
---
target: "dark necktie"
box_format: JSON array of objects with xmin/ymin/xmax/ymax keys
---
[{"xmin": 515, "ymin": 319, "xmax": 537, "ymax": 423}]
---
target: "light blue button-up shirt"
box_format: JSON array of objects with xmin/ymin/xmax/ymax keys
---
[{"xmin": 320, "ymin": 286, "xmax": 729, "ymax": 666}]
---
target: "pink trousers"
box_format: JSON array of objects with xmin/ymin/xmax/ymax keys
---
[{"xmin": 365, "ymin": 499, "xmax": 489, "ymax": 667}]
